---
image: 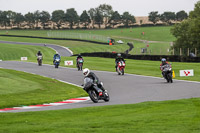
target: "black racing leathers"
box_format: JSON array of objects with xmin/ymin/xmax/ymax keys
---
[{"xmin": 85, "ymin": 72, "xmax": 105, "ymax": 91}]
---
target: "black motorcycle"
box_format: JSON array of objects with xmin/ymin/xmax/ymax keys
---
[
  {"xmin": 162, "ymin": 64, "xmax": 173, "ymax": 83},
  {"xmin": 83, "ymin": 77, "xmax": 110, "ymax": 103}
]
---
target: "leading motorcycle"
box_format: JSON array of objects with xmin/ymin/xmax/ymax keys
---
[
  {"xmin": 83, "ymin": 77, "xmax": 110, "ymax": 103},
  {"xmin": 117, "ymin": 61, "xmax": 125, "ymax": 75},
  {"xmin": 161, "ymin": 64, "xmax": 173, "ymax": 83}
]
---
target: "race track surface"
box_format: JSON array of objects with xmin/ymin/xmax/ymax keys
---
[{"xmin": 0, "ymin": 61, "xmax": 200, "ymax": 112}]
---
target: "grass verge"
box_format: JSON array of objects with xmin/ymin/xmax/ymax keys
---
[
  {"xmin": 0, "ymin": 68, "xmax": 87, "ymax": 109},
  {"xmin": 0, "ymin": 98, "xmax": 200, "ymax": 133}
]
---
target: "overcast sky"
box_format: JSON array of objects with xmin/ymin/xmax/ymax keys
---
[{"xmin": 0, "ymin": 0, "xmax": 198, "ymax": 16}]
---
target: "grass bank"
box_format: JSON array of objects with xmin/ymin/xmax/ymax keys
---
[
  {"xmin": 0, "ymin": 68, "xmax": 86, "ymax": 109},
  {"xmin": 0, "ymin": 36, "xmax": 172, "ymax": 55},
  {"xmin": 0, "ymin": 26, "xmax": 175, "ymax": 42},
  {"xmin": 0, "ymin": 98, "xmax": 200, "ymax": 133}
]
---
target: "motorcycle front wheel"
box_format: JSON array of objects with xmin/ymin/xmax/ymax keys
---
[
  {"xmin": 121, "ymin": 68, "xmax": 124, "ymax": 75},
  {"xmin": 55, "ymin": 64, "xmax": 59, "ymax": 68},
  {"xmin": 88, "ymin": 90, "xmax": 99, "ymax": 103},
  {"xmin": 103, "ymin": 91, "xmax": 110, "ymax": 102},
  {"xmin": 168, "ymin": 73, "xmax": 173, "ymax": 83},
  {"xmin": 38, "ymin": 60, "xmax": 42, "ymax": 66}
]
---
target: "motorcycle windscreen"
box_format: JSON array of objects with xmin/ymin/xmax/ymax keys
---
[{"xmin": 84, "ymin": 77, "xmax": 93, "ymax": 89}]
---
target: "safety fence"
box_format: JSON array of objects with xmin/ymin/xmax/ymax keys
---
[
  {"xmin": 47, "ymin": 31, "xmax": 108, "ymax": 43},
  {"xmin": 0, "ymin": 34, "xmax": 108, "ymax": 45}
]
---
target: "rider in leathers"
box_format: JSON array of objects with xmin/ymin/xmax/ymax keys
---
[
  {"xmin": 36, "ymin": 51, "xmax": 43, "ymax": 60},
  {"xmin": 115, "ymin": 53, "xmax": 125, "ymax": 71},
  {"xmin": 160, "ymin": 58, "xmax": 171, "ymax": 78},
  {"xmin": 76, "ymin": 54, "xmax": 84, "ymax": 67},
  {"xmin": 83, "ymin": 68, "xmax": 105, "ymax": 95}
]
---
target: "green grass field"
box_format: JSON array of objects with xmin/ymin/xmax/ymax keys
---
[
  {"xmin": 1, "ymin": 98, "xmax": 200, "ymax": 133},
  {"xmin": 0, "ymin": 68, "xmax": 87, "ymax": 109},
  {"xmin": 0, "ymin": 43, "xmax": 56, "ymax": 61},
  {"xmin": 0, "ymin": 26, "xmax": 175, "ymax": 42},
  {"xmin": 0, "ymin": 35, "xmax": 172, "ymax": 55},
  {"xmin": 0, "ymin": 26, "xmax": 175, "ymax": 55},
  {"xmin": 0, "ymin": 36, "xmax": 130, "ymax": 55}
]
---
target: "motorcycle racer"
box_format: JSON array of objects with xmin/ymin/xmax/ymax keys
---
[
  {"xmin": 82, "ymin": 68, "xmax": 105, "ymax": 95},
  {"xmin": 115, "ymin": 53, "xmax": 125, "ymax": 71},
  {"xmin": 160, "ymin": 58, "xmax": 171, "ymax": 77}
]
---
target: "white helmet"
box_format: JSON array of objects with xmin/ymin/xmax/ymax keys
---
[
  {"xmin": 117, "ymin": 53, "xmax": 121, "ymax": 57},
  {"xmin": 83, "ymin": 68, "xmax": 90, "ymax": 77}
]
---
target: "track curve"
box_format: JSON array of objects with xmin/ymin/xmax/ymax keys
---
[
  {"xmin": 0, "ymin": 61, "xmax": 200, "ymax": 112},
  {"xmin": 0, "ymin": 40, "xmax": 73, "ymax": 57}
]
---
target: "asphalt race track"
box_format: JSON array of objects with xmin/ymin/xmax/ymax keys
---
[{"xmin": 0, "ymin": 61, "xmax": 200, "ymax": 112}]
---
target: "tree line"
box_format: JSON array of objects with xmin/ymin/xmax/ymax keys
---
[
  {"xmin": 171, "ymin": 1, "xmax": 200, "ymax": 56},
  {"xmin": 148, "ymin": 10, "xmax": 188, "ymax": 25},
  {"xmin": 0, "ymin": 4, "xmax": 188, "ymax": 29}
]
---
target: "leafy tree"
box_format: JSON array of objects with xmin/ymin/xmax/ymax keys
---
[
  {"xmin": 13, "ymin": 13, "xmax": 25, "ymax": 28},
  {"xmin": 39, "ymin": 11, "xmax": 50, "ymax": 29},
  {"xmin": 98, "ymin": 4, "xmax": 113, "ymax": 28},
  {"xmin": 160, "ymin": 12, "xmax": 176, "ymax": 25},
  {"xmin": 65, "ymin": 8, "xmax": 79, "ymax": 29},
  {"xmin": 109, "ymin": 11, "xmax": 121, "ymax": 28},
  {"xmin": 189, "ymin": 1, "xmax": 200, "ymax": 19},
  {"xmin": 4, "ymin": 10, "xmax": 16, "ymax": 28},
  {"xmin": 94, "ymin": 8, "xmax": 103, "ymax": 29},
  {"xmin": 148, "ymin": 11, "xmax": 160, "ymax": 25},
  {"xmin": 121, "ymin": 11, "xmax": 135, "ymax": 27},
  {"xmin": 171, "ymin": 1, "xmax": 200, "ymax": 56},
  {"xmin": 88, "ymin": 8, "xmax": 96, "ymax": 28},
  {"xmin": 80, "ymin": 10, "xmax": 91, "ymax": 29},
  {"xmin": 176, "ymin": 10, "xmax": 188, "ymax": 21},
  {"xmin": 25, "ymin": 12, "xmax": 35, "ymax": 29},
  {"xmin": 0, "ymin": 11, "xmax": 9, "ymax": 28},
  {"xmin": 0, "ymin": 11, "xmax": 3, "ymax": 26},
  {"xmin": 33, "ymin": 10, "xmax": 40, "ymax": 28},
  {"xmin": 51, "ymin": 10, "xmax": 65, "ymax": 29}
]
